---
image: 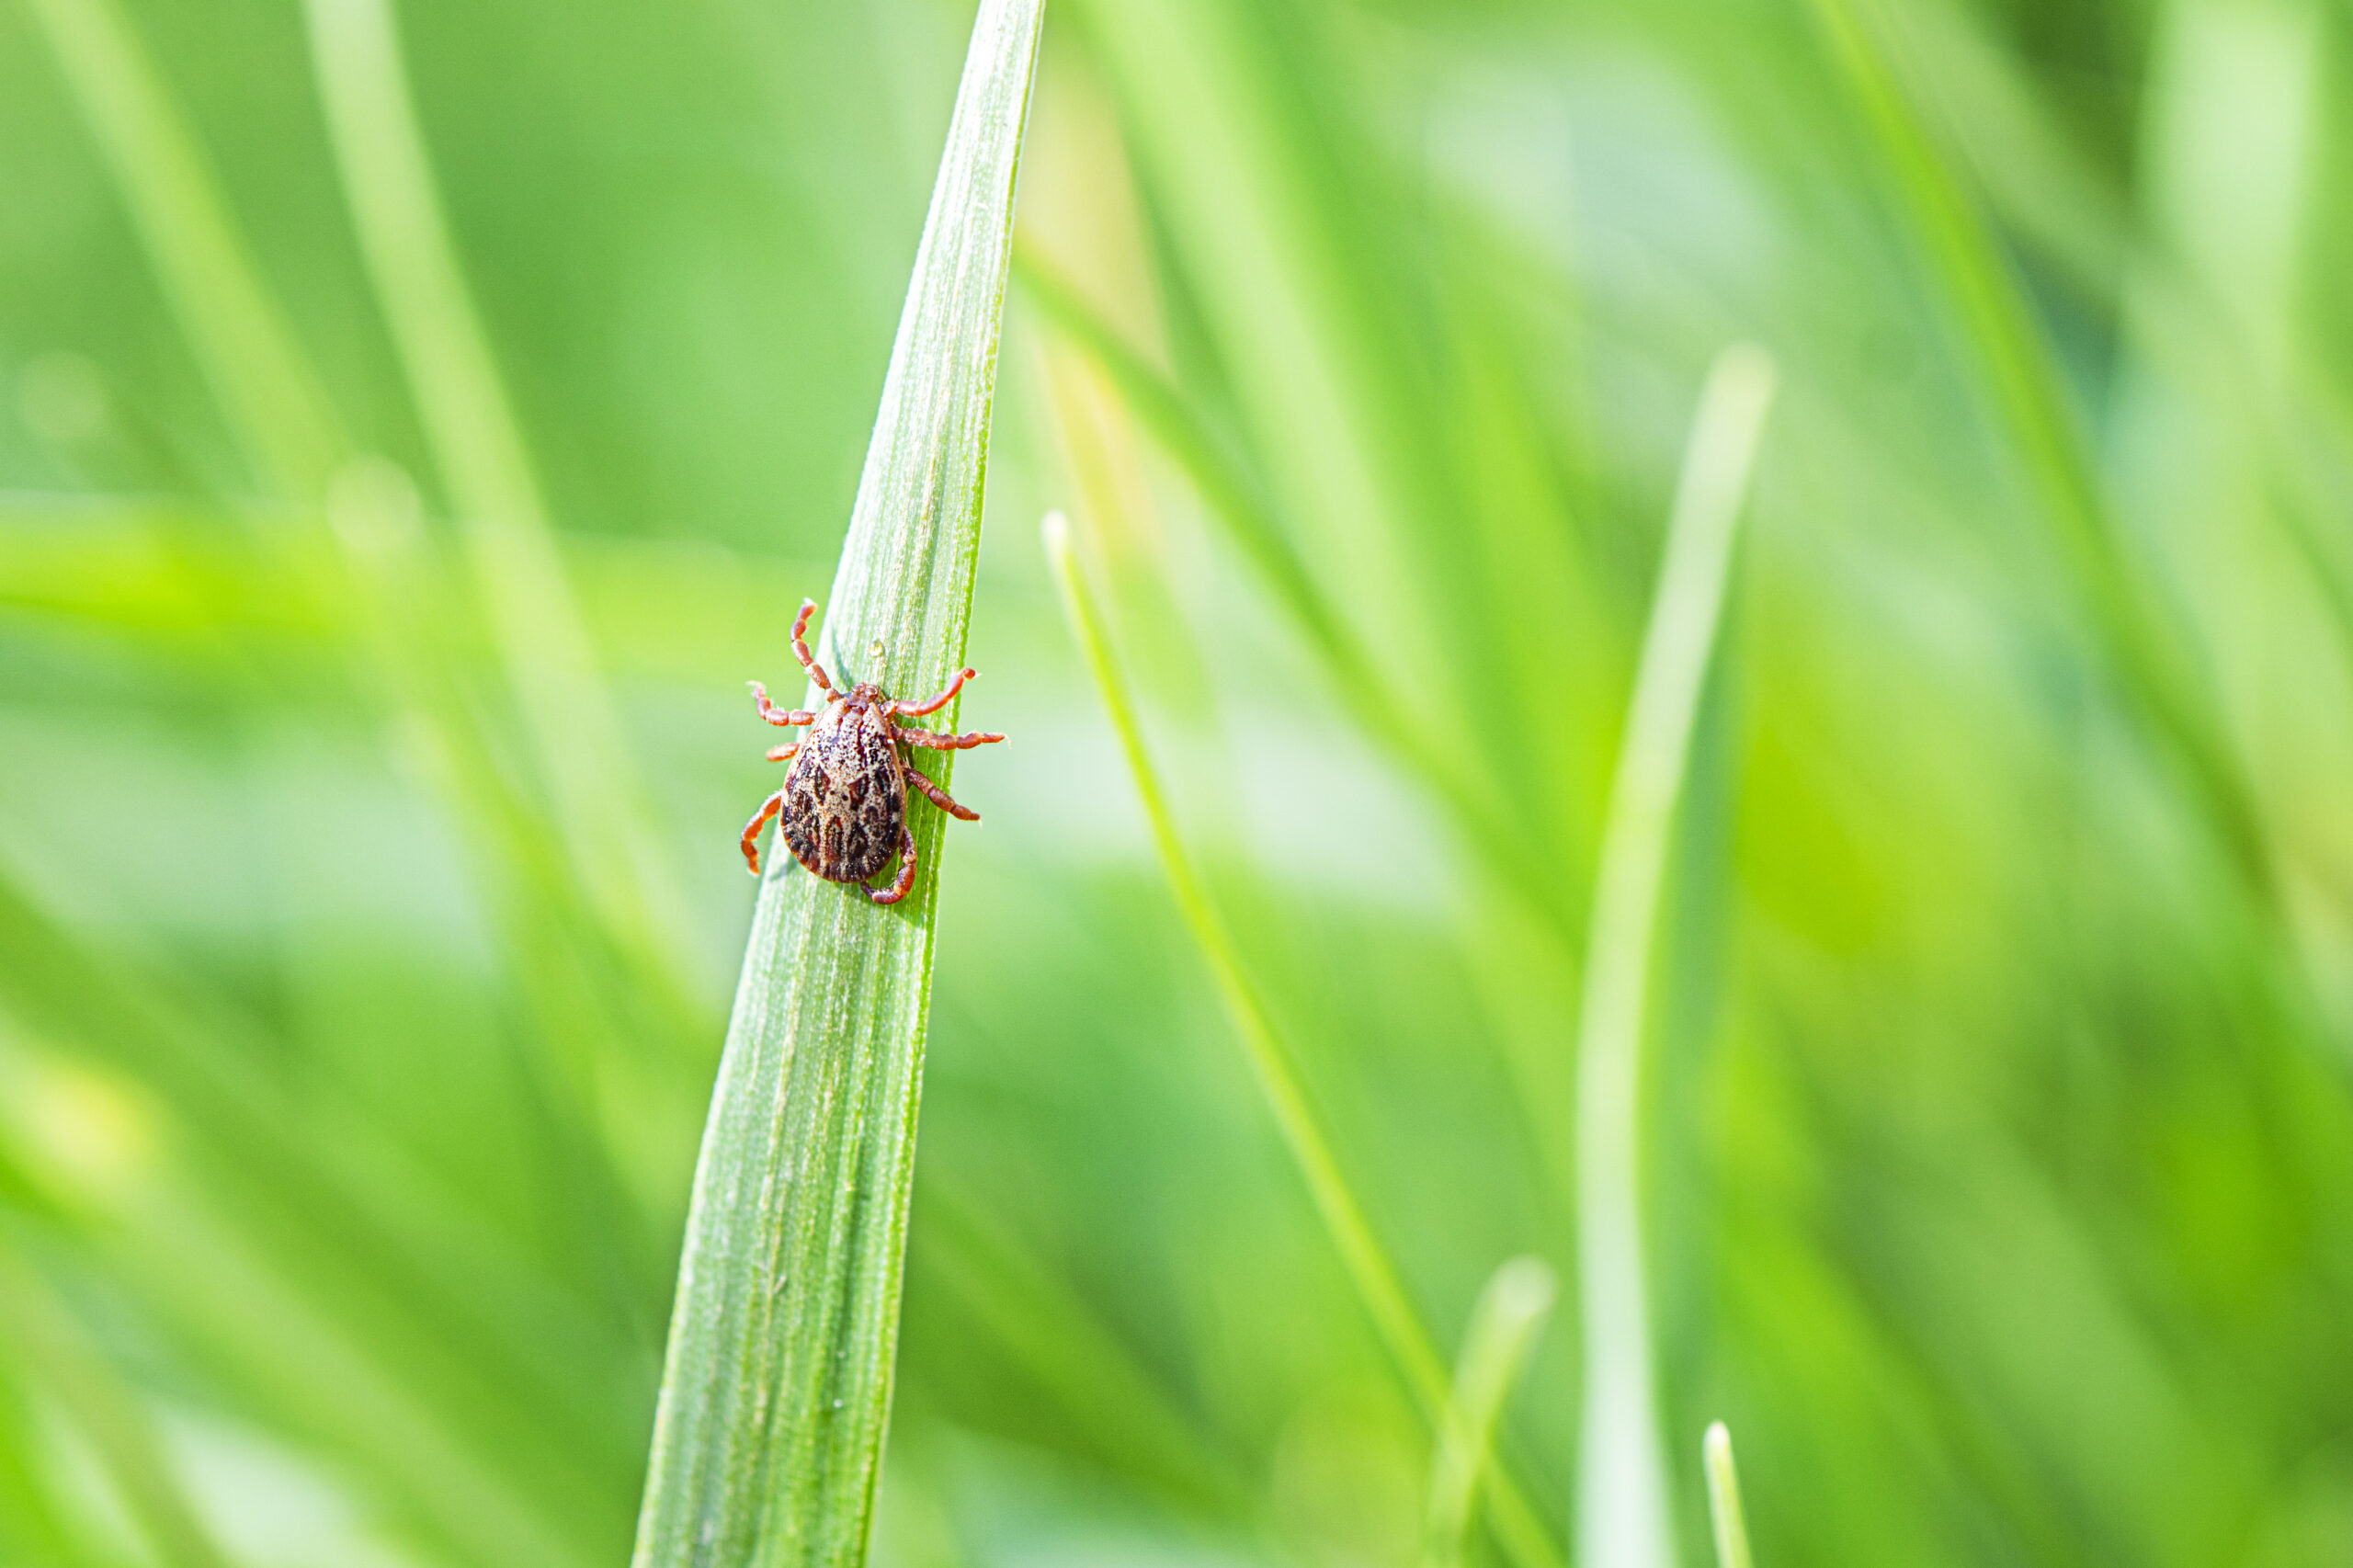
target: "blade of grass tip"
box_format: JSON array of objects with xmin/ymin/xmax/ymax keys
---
[
  {"xmin": 1702, "ymin": 1424, "xmax": 1756, "ymax": 1568},
  {"xmin": 1043, "ymin": 510, "xmax": 1564, "ymax": 1568},
  {"xmin": 629, "ymin": 1, "xmax": 1044, "ymax": 1563},
  {"xmin": 301, "ymin": 0, "xmax": 694, "ymax": 990},
  {"xmin": 1574, "ymin": 344, "xmax": 1775, "ymax": 1568},
  {"xmin": 22, "ymin": 0, "xmax": 344, "ymax": 499},
  {"xmin": 1802, "ymin": 0, "xmax": 2276, "ymax": 913},
  {"xmin": 0, "ymin": 1249, "xmax": 234, "ymax": 1568},
  {"xmin": 1422, "ymin": 1257, "xmax": 1556, "ymax": 1568}
]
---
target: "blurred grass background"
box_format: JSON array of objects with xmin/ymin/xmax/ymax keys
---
[{"xmin": 4, "ymin": 0, "xmax": 2353, "ymax": 1564}]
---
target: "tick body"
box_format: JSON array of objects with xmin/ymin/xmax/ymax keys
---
[{"xmin": 740, "ymin": 599, "xmax": 1003, "ymax": 905}]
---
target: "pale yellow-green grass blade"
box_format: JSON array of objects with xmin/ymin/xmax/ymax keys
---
[
  {"xmin": 20, "ymin": 0, "xmax": 344, "ymax": 499},
  {"xmin": 20, "ymin": 0, "xmax": 698, "ymax": 1157},
  {"xmin": 1803, "ymin": 0, "xmax": 2274, "ymax": 910},
  {"xmin": 628, "ymin": 1, "xmax": 1044, "ymax": 1562},
  {"xmin": 1703, "ymin": 1423, "xmax": 1756, "ymax": 1568},
  {"xmin": 1023, "ymin": 271, "xmax": 1573, "ymax": 945},
  {"xmin": 1044, "ymin": 509, "xmax": 1564, "ymax": 1568},
  {"xmin": 1421, "ymin": 1257, "xmax": 1556, "ymax": 1568},
  {"xmin": 0, "ymin": 1249, "xmax": 233, "ymax": 1568},
  {"xmin": 301, "ymin": 0, "xmax": 693, "ymax": 993},
  {"xmin": 1576, "ymin": 345, "xmax": 1775, "ymax": 1568},
  {"xmin": 915, "ymin": 1177, "xmax": 1251, "ymax": 1517}
]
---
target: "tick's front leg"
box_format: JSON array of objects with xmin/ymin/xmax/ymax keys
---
[
  {"xmin": 790, "ymin": 599, "xmax": 835, "ymax": 694},
  {"xmin": 766, "ymin": 742, "xmax": 800, "ymax": 763},
  {"xmin": 903, "ymin": 757, "xmax": 978, "ymax": 822},
  {"xmin": 740, "ymin": 790, "xmax": 787, "ymax": 874},
  {"xmin": 892, "ymin": 666, "xmax": 976, "ymax": 718},
  {"xmin": 893, "ymin": 724, "xmax": 1005, "ymax": 752},
  {"xmin": 750, "ymin": 682, "xmax": 819, "ymax": 728},
  {"xmin": 870, "ymin": 824, "xmax": 918, "ymax": 904}
]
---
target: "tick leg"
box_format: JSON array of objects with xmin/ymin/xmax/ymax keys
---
[
  {"xmin": 903, "ymin": 757, "xmax": 979, "ymax": 822},
  {"xmin": 870, "ymin": 824, "xmax": 918, "ymax": 905},
  {"xmin": 740, "ymin": 790, "xmax": 786, "ymax": 875},
  {"xmin": 766, "ymin": 742, "xmax": 800, "ymax": 763},
  {"xmin": 750, "ymin": 682, "xmax": 819, "ymax": 729},
  {"xmin": 790, "ymin": 598, "xmax": 835, "ymax": 694},
  {"xmin": 894, "ymin": 725, "xmax": 1005, "ymax": 752},
  {"xmin": 892, "ymin": 666, "xmax": 976, "ymax": 718}
]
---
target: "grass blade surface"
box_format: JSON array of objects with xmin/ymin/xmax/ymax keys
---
[
  {"xmin": 629, "ymin": 2, "xmax": 1045, "ymax": 1562},
  {"xmin": 1575, "ymin": 345, "xmax": 1775, "ymax": 1568}
]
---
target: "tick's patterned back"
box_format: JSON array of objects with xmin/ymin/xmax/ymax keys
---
[{"xmin": 779, "ymin": 707, "xmax": 904, "ymax": 883}]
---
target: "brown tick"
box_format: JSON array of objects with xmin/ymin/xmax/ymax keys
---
[{"xmin": 739, "ymin": 598, "xmax": 1004, "ymax": 904}]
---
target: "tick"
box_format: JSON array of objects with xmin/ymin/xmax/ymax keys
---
[{"xmin": 739, "ymin": 598, "xmax": 1005, "ymax": 905}]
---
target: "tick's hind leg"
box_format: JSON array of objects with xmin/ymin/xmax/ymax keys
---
[
  {"xmin": 894, "ymin": 724, "xmax": 1005, "ymax": 752},
  {"xmin": 892, "ymin": 666, "xmax": 975, "ymax": 718},
  {"xmin": 790, "ymin": 598, "xmax": 835, "ymax": 694},
  {"xmin": 903, "ymin": 758, "xmax": 978, "ymax": 822},
  {"xmin": 766, "ymin": 742, "xmax": 799, "ymax": 763},
  {"xmin": 870, "ymin": 824, "xmax": 918, "ymax": 905},
  {"xmin": 740, "ymin": 790, "xmax": 786, "ymax": 874}
]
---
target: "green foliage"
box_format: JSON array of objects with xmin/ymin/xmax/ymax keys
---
[{"xmin": 4, "ymin": 0, "xmax": 2353, "ymax": 1567}]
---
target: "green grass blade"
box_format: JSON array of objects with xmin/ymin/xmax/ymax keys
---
[
  {"xmin": 627, "ymin": 1, "xmax": 1044, "ymax": 1562},
  {"xmin": 301, "ymin": 0, "xmax": 693, "ymax": 987},
  {"xmin": 1422, "ymin": 1257, "xmax": 1556, "ymax": 1568},
  {"xmin": 1802, "ymin": 0, "xmax": 2275, "ymax": 910},
  {"xmin": 1043, "ymin": 510, "xmax": 1564, "ymax": 1568},
  {"xmin": 915, "ymin": 1177, "xmax": 1250, "ymax": 1517},
  {"xmin": 0, "ymin": 1251, "xmax": 233, "ymax": 1568},
  {"xmin": 22, "ymin": 0, "xmax": 703, "ymax": 1132},
  {"xmin": 1016, "ymin": 249, "xmax": 1358, "ymax": 683},
  {"xmin": 20, "ymin": 0, "xmax": 345, "ymax": 500},
  {"xmin": 1575, "ymin": 346, "xmax": 1775, "ymax": 1568},
  {"xmin": 1702, "ymin": 1423, "xmax": 1756, "ymax": 1568},
  {"xmin": 1025, "ymin": 281, "xmax": 1573, "ymax": 945}
]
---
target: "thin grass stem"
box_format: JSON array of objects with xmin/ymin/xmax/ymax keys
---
[
  {"xmin": 1803, "ymin": 0, "xmax": 2275, "ymax": 913},
  {"xmin": 1703, "ymin": 1422, "xmax": 1756, "ymax": 1568},
  {"xmin": 1574, "ymin": 345, "xmax": 1776, "ymax": 1568},
  {"xmin": 21, "ymin": 0, "xmax": 345, "ymax": 499},
  {"xmin": 0, "ymin": 1249, "xmax": 234, "ymax": 1568},
  {"xmin": 300, "ymin": 0, "xmax": 693, "ymax": 990},
  {"xmin": 1422, "ymin": 1256, "xmax": 1557, "ymax": 1568},
  {"xmin": 1044, "ymin": 509, "xmax": 1564, "ymax": 1568}
]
